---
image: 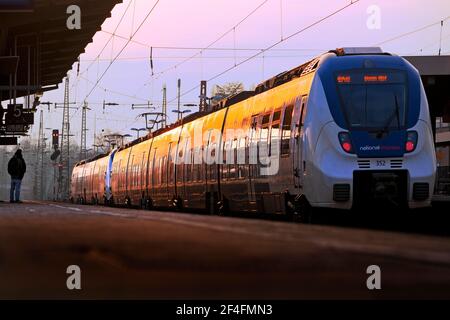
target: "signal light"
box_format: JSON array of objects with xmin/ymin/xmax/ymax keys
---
[
  {"xmin": 338, "ymin": 132, "xmax": 354, "ymax": 154},
  {"xmin": 52, "ymin": 129, "xmax": 59, "ymax": 146},
  {"xmin": 405, "ymin": 131, "xmax": 418, "ymax": 153}
]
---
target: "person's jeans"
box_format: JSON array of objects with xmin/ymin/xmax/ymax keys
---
[{"xmin": 10, "ymin": 179, "xmax": 22, "ymax": 202}]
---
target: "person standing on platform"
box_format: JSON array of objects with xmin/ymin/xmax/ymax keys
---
[{"xmin": 8, "ymin": 149, "xmax": 26, "ymax": 203}]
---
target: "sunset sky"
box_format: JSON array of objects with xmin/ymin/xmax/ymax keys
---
[{"xmin": 28, "ymin": 0, "xmax": 450, "ymax": 146}]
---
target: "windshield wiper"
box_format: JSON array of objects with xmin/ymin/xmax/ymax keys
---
[
  {"xmin": 394, "ymin": 94, "xmax": 401, "ymax": 130},
  {"xmin": 376, "ymin": 93, "xmax": 401, "ymax": 138}
]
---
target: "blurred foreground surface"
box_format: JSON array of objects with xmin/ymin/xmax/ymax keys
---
[{"xmin": 0, "ymin": 201, "xmax": 449, "ymax": 299}]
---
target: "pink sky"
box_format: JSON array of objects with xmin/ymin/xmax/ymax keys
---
[{"xmin": 32, "ymin": 0, "xmax": 450, "ymax": 145}]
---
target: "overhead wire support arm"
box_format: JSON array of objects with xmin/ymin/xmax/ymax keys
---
[
  {"xmin": 102, "ymin": 101, "xmax": 120, "ymax": 113},
  {"xmin": 132, "ymin": 102, "xmax": 154, "ymax": 110}
]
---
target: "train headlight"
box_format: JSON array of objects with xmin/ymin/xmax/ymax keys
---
[
  {"xmin": 338, "ymin": 132, "xmax": 354, "ymax": 154},
  {"xmin": 405, "ymin": 131, "xmax": 418, "ymax": 153}
]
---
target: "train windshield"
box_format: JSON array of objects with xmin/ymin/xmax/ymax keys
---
[{"xmin": 335, "ymin": 70, "xmax": 407, "ymax": 131}]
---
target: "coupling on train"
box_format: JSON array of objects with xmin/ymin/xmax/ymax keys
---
[{"xmin": 71, "ymin": 47, "xmax": 436, "ymax": 219}]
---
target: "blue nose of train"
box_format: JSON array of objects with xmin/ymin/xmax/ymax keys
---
[{"xmin": 350, "ymin": 130, "xmax": 407, "ymax": 158}]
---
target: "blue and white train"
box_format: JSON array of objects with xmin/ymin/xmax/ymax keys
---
[{"xmin": 71, "ymin": 47, "xmax": 436, "ymax": 220}]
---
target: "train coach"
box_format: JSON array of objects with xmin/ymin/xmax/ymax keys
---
[{"xmin": 71, "ymin": 47, "xmax": 436, "ymax": 220}]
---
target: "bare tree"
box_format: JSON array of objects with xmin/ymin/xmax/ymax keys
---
[
  {"xmin": 94, "ymin": 129, "xmax": 129, "ymax": 152},
  {"xmin": 211, "ymin": 82, "xmax": 244, "ymax": 100}
]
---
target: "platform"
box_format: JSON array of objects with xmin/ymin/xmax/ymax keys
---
[{"xmin": 0, "ymin": 201, "xmax": 450, "ymax": 299}]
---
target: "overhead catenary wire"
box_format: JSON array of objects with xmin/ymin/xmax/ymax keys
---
[
  {"xmin": 167, "ymin": 0, "xmax": 361, "ymax": 105},
  {"xmin": 77, "ymin": 75, "xmax": 148, "ymax": 102},
  {"xmin": 100, "ymin": 31, "xmax": 326, "ymax": 52},
  {"xmin": 404, "ymin": 32, "xmax": 450, "ymax": 56},
  {"xmin": 134, "ymin": 0, "xmax": 271, "ymax": 95},
  {"xmin": 376, "ymin": 16, "xmax": 450, "ymax": 46},
  {"xmin": 78, "ymin": 0, "xmax": 134, "ymax": 78},
  {"xmin": 77, "ymin": 54, "xmax": 319, "ymax": 62},
  {"xmin": 74, "ymin": 0, "xmax": 161, "ymax": 121}
]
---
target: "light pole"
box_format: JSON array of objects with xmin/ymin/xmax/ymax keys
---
[
  {"xmin": 131, "ymin": 128, "xmax": 147, "ymax": 139},
  {"xmin": 172, "ymin": 109, "xmax": 192, "ymax": 121},
  {"xmin": 105, "ymin": 134, "xmax": 132, "ymax": 149}
]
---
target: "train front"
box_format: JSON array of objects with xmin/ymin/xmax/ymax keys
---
[{"xmin": 306, "ymin": 49, "xmax": 436, "ymax": 210}]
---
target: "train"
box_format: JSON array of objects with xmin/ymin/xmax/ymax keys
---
[{"xmin": 71, "ymin": 47, "xmax": 436, "ymax": 221}]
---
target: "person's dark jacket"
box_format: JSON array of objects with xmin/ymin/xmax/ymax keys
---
[{"xmin": 8, "ymin": 151, "xmax": 26, "ymax": 180}]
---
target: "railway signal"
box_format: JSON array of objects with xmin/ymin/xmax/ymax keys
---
[{"xmin": 52, "ymin": 130, "xmax": 59, "ymax": 148}]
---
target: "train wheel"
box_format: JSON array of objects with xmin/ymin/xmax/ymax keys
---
[
  {"xmin": 217, "ymin": 198, "xmax": 229, "ymax": 216},
  {"xmin": 146, "ymin": 198, "xmax": 153, "ymax": 210},
  {"xmin": 125, "ymin": 197, "xmax": 132, "ymax": 208},
  {"xmin": 287, "ymin": 193, "xmax": 312, "ymax": 223},
  {"xmin": 172, "ymin": 197, "xmax": 183, "ymax": 211}
]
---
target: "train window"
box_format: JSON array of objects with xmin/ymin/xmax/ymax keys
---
[
  {"xmin": 163, "ymin": 156, "xmax": 168, "ymax": 184},
  {"xmin": 336, "ymin": 70, "xmax": 406, "ymax": 130},
  {"xmin": 141, "ymin": 153, "xmax": 146, "ymax": 187},
  {"xmin": 185, "ymin": 148, "xmax": 191, "ymax": 183},
  {"xmin": 150, "ymin": 149, "xmax": 156, "ymax": 188},
  {"xmin": 232, "ymin": 139, "xmax": 238, "ymax": 180},
  {"xmin": 159, "ymin": 156, "xmax": 163, "ymax": 185},
  {"xmin": 259, "ymin": 112, "xmax": 271, "ymax": 169},
  {"xmin": 176, "ymin": 142, "xmax": 184, "ymax": 185},
  {"xmin": 262, "ymin": 113, "xmax": 270, "ymax": 125},
  {"xmin": 170, "ymin": 145, "xmax": 176, "ymax": 185},
  {"xmin": 300, "ymin": 97, "xmax": 308, "ymax": 126},
  {"xmin": 238, "ymin": 137, "xmax": 247, "ymax": 178},
  {"xmin": 190, "ymin": 148, "xmax": 194, "ymax": 182},
  {"xmin": 192, "ymin": 148, "xmax": 198, "ymax": 182},
  {"xmin": 223, "ymin": 140, "xmax": 231, "ymax": 180},
  {"xmin": 273, "ymin": 110, "xmax": 281, "ymax": 122},
  {"xmin": 136, "ymin": 165, "xmax": 139, "ymax": 187},
  {"xmin": 209, "ymin": 143, "xmax": 217, "ymax": 182},
  {"xmin": 281, "ymin": 105, "xmax": 294, "ymax": 155},
  {"xmin": 157, "ymin": 157, "xmax": 162, "ymax": 186},
  {"xmin": 248, "ymin": 116, "xmax": 259, "ymax": 178},
  {"xmin": 122, "ymin": 167, "xmax": 126, "ymax": 189},
  {"xmin": 130, "ymin": 156, "xmax": 135, "ymax": 186},
  {"xmin": 271, "ymin": 110, "xmax": 282, "ymax": 157},
  {"xmin": 197, "ymin": 147, "xmax": 203, "ymax": 182}
]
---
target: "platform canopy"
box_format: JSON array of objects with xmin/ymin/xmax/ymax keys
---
[
  {"xmin": 404, "ymin": 55, "xmax": 450, "ymax": 122},
  {"xmin": 0, "ymin": 0, "xmax": 122, "ymax": 101}
]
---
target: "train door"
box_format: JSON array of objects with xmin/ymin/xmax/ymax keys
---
[
  {"xmin": 105, "ymin": 149, "xmax": 117, "ymax": 202},
  {"xmin": 140, "ymin": 151, "xmax": 147, "ymax": 204},
  {"xmin": 166, "ymin": 143, "xmax": 173, "ymax": 204},
  {"xmin": 148, "ymin": 148, "xmax": 156, "ymax": 202},
  {"xmin": 128, "ymin": 154, "xmax": 135, "ymax": 201},
  {"xmin": 293, "ymin": 96, "xmax": 308, "ymax": 188},
  {"xmin": 247, "ymin": 115, "xmax": 259, "ymax": 205}
]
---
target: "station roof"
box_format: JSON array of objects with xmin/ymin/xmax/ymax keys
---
[
  {"xmin": 0, "ymin": 0, "xmax": 122, "ymax": 100},
  {"xmin": 404, "ymin": 55, "xmax": 450, "ymax": 120},
  {"xmin": 404, "ymin": 55, "xmax": 450, "ymax": 76}
]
